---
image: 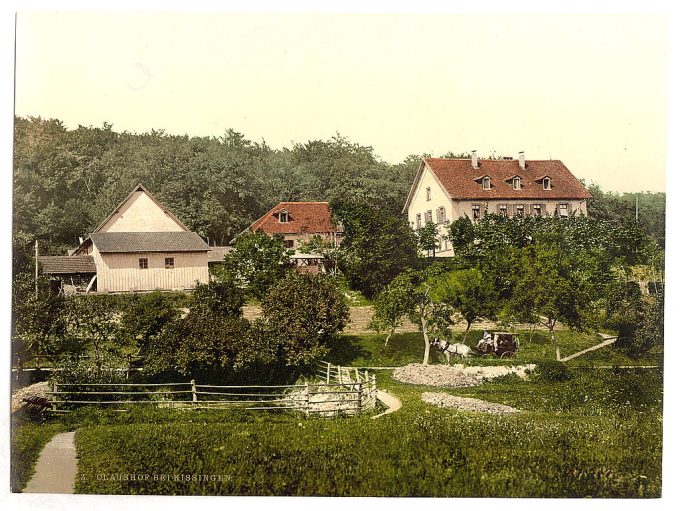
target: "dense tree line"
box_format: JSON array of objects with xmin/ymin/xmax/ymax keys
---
[{"xmin": 13, "ymin": 116, "xmax": 419, "ymax": 256}]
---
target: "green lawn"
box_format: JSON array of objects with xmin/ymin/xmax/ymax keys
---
[
  {"xmin": 13, "ymin": 328, "xmax": 663, "ymax": 496},
  {"xmin": 329, "ymin": 329, "xmax": 662, "ymax": 368}
]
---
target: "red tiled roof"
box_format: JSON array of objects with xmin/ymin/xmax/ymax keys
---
[
  {"xmin": 249, "ymin": 202, "xmax": 342, "ymax": 235},
  {"xmin": 422, "ymin": 158, "xmax": 592, "ymax": 201}
]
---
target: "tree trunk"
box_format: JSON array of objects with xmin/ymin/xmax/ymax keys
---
[
  {"xmin": 421, "ymin": 315, "xmax": 430, "ymax": 365},
  {"xmin": 550, "ymin": 327, "xmax": 561, "ymax": 361},
  {"xmin": 462, "ymin": 320, "xmax": 472, "ymax": 343},
  {"xmin": 529, "ymin": 324, "xmax": 536, "ymax": 344},
  {"xmin": 384, "ymin": 328, "xmax": 394, "ymax": 348}
]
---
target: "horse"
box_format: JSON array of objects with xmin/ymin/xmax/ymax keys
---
[{"xmin": 430, "ymin": 337, "xmax": 472, "ymax": 364}]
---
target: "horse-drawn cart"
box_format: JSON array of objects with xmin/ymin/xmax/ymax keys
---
[{"xmin": 476, "ymin": 331, "xmax": 519, "ymax": 358}]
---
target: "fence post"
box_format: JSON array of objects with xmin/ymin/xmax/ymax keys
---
[
  {"xmin": 126, "ymin": 354, "xmax": 132, "ymax": 381},
  {"xmin": 364, "ymin": 369, "xmax": 369, "ymax": 382},
  {"xmin": 357, "ymin": 381, "xmax": 363, "ymax": 413},
  {"xmin": 326, "ymin": 362, "xmax": 330, "ymax": 384},
  {"xmin": 337, "ymin": 365, "xmax": 342, "ymax": 384},
  {"xmin": 304, "ymin": 382, "xmax": 310, "ymax": 417},
  {"xmin": 191, "ymin": 379, "xmax": 197, "ymax": 405},
  {"xmin": 355, "ymin": 368, "xmax": 360, "ymax": 382},
  {"xmin": 372, "ymin": 374, "xmax": 377, "ymax": 408},
  {"xmin": 51, "ymin": 380, "xmax": 58, "ymax": 413}
]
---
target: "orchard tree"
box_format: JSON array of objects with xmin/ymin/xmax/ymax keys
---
[
  {"xmin": 430, "ymin": 268, "xmax": 497, "ymax": 343},
  {"xmin": 510, "ymin": 243, "xmax": 594, "ymax": 360},
  {"xmin": 369, "ymin": 273, "xmax": 416, "ymax": 347},
  {"xmin": 190, "ymin": 278, "xmax": 245, "ymax": 317},
  {"xmin": 417, "ymin": 222, "xmax": 439, "ymax": 257}
]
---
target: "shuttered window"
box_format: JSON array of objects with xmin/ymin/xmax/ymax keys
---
[
  {"xmin": 416, "ymin": 213, "xmax": 422, "ymax": 229},
  {"xmin": 472, "ymin": 205, "xmax": 481, "ymax": 219},
  {"xmin": 515, "ymin": 204, "xmax": 524, "ymax": 218}
]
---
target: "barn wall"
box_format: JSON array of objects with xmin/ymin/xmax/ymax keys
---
[
  {"xmin": 99, "ymin": 191, "xmax": 185, "ymax": 233},
  {"xmin": 96, "ymin": 251, "xmax": 209, "ymax": 292}
]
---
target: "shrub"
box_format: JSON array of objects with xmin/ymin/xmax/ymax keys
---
[
  {"xmin": 535, "ymin": 361, "xmax": 573, "ymax": 382},
  {"xmin": 261, "ymin": 272, "xmax": 350, "ymax": 367}
]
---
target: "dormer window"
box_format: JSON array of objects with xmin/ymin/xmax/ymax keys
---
[
  {"xmin": 426, "ymin": 187, "xmax": 431, "ymax": 201},
  {"xmin": 482, "ymin": 177, "xmax": 491, "ymax": 190},
  {"xmin": 279, "ymin": 209, "xmax": 289, "ymax": 223},
  {"xmin": 513, "ymin": 177, "xmax": 521, "ymax": 190},
  {"xmin": 542, "ymin": 177, "xmax": 551, "ymax": 190}
]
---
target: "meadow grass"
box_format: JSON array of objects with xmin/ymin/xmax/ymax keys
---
[
  {"xmin": 330, "ymin": 330, "xmax": 662, "ymax": 368},
  {"xmin": 70, "ymin": 367, "xmax": 662, "ymax": 497},
  {"xmin": 13, "ymin": 329, "xmax": 663, "ymax": 496}
]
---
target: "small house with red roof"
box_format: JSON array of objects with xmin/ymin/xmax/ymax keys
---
[
  {"xmin": 246, "ymin": 202, "xmax": 343, "ymax": 273},
  {"xmin": 403, "ymin": 152, "xmax": 592, "ymax": 256}
]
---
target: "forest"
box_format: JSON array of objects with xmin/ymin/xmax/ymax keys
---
[{"xmin": 13, "ymin": 115, "xmax": 665, "ymax": 259}]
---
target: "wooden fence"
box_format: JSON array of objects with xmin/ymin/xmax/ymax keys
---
[{"xmin": 47, "ymin": 362, "xmax": 377, "ymax": 416}]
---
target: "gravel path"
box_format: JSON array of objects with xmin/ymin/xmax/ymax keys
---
[
  {"xmin": 393, "ymin": 363, "xmax": 535, "ymax": 388},
  {"xmin": 11, "ymin": 381, "xmax": 50, "ymax": 413},
  {"xmin": 422, "ymin": 392, "xmax": 519, "ymax": 415}
]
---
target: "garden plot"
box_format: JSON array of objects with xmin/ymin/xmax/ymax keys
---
[
  {"xmin": 422, "ymin": 392, "xmax": 518, "ymax": 415},
  {"xmin": 393, "ymin": 363, "xmax": 535, "ymax": 388}
]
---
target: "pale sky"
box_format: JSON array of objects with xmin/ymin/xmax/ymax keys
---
[{"xmin": 14, "ymin": 10, "xmax": 668, "ymax": 193}]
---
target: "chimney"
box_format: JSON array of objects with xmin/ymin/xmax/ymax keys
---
[
  {"xmin": 79, "ymin": 236, "xmax": 84, "ymax": 244},
  {"xmin": 518, "ymin": 151, "xmax": 525, "ymax": 170},
  {"xmin": 471, "ymin": 150, "xmax": 478, "ymax": 169}
]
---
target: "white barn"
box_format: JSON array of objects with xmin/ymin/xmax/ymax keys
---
[{"xmin": 68, "ymin": 184, "xmax": 210, "ymax": 293}]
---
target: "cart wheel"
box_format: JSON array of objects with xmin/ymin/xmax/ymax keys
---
[{"xmin": 500, "ymin": 351, "xmax": 516, "ymax": 359}]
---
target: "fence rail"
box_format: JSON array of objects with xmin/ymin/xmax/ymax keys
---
[{"xmin": 46, "ymin": 361, "xmax": 378, "ymax": 416}]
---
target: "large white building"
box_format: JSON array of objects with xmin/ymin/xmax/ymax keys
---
[{"xmin": 402, "ymin": 152, "xmax": 592, "ymax": 256}]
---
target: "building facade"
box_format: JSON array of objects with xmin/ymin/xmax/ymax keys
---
[
  {"xmin": 246, "ymin": 201, "xmax": 343, "ymax": 273},
  {"xmin": 43, "ymin": 184, "xmax": 211, "ymax": 293},
  {"xmin": 403, "ymin": 152, "xmax": 592, "ymax": 256}
]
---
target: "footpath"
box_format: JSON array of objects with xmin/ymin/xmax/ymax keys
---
[{"xmin": 23, "ymin": 431, "xmax": 77, "ymax": 494}]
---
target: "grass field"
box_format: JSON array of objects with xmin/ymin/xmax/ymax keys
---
[
  {"xmin": 13, "ymin": 329, "xmax": 663, "ymax": 497},
  {"xmin": 330, "ymin": 329, "xmax": 662, "ymax": 368}
]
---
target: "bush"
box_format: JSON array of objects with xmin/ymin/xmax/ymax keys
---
[
  {"xmin": 261, "ymin": 272, "xmax": 350, "ymax": 367},
  {"xmin": 535, "ymin": 361, "xmax": 573, "ymax": 382}
]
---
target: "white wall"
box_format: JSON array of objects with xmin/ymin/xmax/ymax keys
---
[
  {"xmin": 99, "ymin": 191, "xmax": 185, "ymax": 233},
  {"xmin": 406, "ymin": 164, "xmax": 455, "ymax": 256},
  {"xmin": 95, "ymin": 251, "xmax": 209, "ymax": 292}
]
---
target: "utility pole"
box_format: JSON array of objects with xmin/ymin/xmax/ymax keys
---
[{"xmin": 34, "ymin": 239, "xmax": 39, "ymax": 298}]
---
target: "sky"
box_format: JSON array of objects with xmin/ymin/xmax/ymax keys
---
[{"xmin": 13, "ymin": 10, "xmax": 668, "ymax": 193}]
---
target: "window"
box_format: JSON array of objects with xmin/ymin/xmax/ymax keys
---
[
  {"xmin": 165, "ymin": 257, "xmax": 174, "ymax": 269},
  {"xmin": 499, "ymin": 204, "xmax": 508, "ymax": 217},
  {"xmin": 436, "ymin": 206, "xmax": 446, "ymax": 224},
  {"xmin": 482, "ymin": 177, "xmax": 491, "ymax": 190},
  {"xmin": 416, "ymin": 213, "xmax": 422, "ymax": 229},
  {"xmin": 543, "ymin": 177, "xmax": 551, "ymax": 190},
  {"xmin": 284, "ymin": 239, "xmax": 294, "ymax": 249},
  {"xmin": 139, "ymin": 257, "xmax": 148, "ymax": 269},
  {"xmin": 425, "ymin": 210, "xmax": 433, "ymax": 223},
  {"xmin": 472, "ymin": 205, "xmax": 481, "ymax": 220},
  {"xmin": 513, "ymin": 177, "xmax": 521, "ymax": 190},
  {"xmin": 279, "ymin": 210, "xmax": 289, "ymax": 223},
  {"xmin": 533, "ymin": 204, "xmax": 542, "ymax": 216},
  {"xmin": 515, "ymin": 204, "xmax": 524, "ymax": 218},
  {"xmin": 559, "ymin": 203, "xmax": 569, "ymax": 217},
  {"xmin": 426, "ymin": 187, "xmax": 431, "ymax": 201}
]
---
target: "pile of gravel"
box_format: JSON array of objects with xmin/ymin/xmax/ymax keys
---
[
  {"xmin": 11, "ymin": 381, "xmax": 50, "ymax": 413},
  {"xmin": 422, "ymin": 392, "xmax": 519, "ymax": 414},
  {"xmin": 393, "ymin": 363, "xmax": 535, "ymax": 388}
]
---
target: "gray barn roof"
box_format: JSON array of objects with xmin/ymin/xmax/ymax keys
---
[
  {"xmin": 38, "ymin": 256, "xmax": 96, "ymax": 274},
  {"xmin": 90, "ymin": 232, "xmax": 209, "ymax": 253}
]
